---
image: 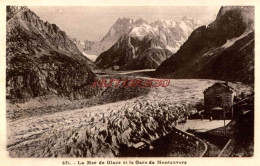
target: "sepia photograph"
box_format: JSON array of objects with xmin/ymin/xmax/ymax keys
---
[{"xmin": 4, "ymin": 3, "xmax": 255, "ymax": 160}]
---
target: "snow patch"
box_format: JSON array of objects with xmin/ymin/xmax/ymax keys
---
[
  {"xmin": 152, "ymin": 45, "xmax": 163, "ymax": 49},
  {"xmin": 117, "ymin": 69, "xmax": 156, "ymax": 75},
  {"xmin": 179, "ymin": 22, "xmax": 191, "ymax": 36},
  {"xmin": 82, "ymin": 52, "xmax": 98, "ymax": 62},
  {"xmin": 129, "ymin": 24, "xmax": 156, "ymax": 39},
  {"xmin": 203, "ymin": 51, "xmax": 214, "ymax": 57},
  {"xmin": 222, "ymin": 30, "xmax": 252, "ymax": 49},
  {"xmin": 166, "ymin": 46, "xmax": 178, "ymax": 53}
]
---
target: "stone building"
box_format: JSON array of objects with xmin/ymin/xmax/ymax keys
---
[{"xmin": 203, "ymin": 82, "xmax": 236, "ymax": 119}]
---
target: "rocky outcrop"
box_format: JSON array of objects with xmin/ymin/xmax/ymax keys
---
[
  {"xmin": 155, "ymin": 6, "xmax": 254, "ymax": 84},
  {"xmin": 6, "ymin": 6, "xmax": 97, "ymax": 100}
]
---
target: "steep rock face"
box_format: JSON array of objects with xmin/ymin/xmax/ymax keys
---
[
  {"xmin": 6, "ymin": 6, "xmax": 97, "ymax": 100},
  {"xmin": 95, "ymin": 34, "xmax": 172, "ymax": 70},
  {"xmin": 155, "ymin": 6, "xmax": 254, "ymax": 84}
]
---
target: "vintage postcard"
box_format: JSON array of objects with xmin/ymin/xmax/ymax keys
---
[{"xmin": 0, "ymin": 0, "xmax": 259, "ymax": 166}]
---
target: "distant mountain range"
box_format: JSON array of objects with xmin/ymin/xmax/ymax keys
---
[
  {"xmin": 90, "ymin": 17, "xmax": 201, "ymax": 70},
  {"xmin": 71, "ymin": 38, "xmax": 98, "ymax": 61},
  {"xmin": 155, "ymin": 6, "xmax": 254, "ymax": 84},
  {"xmin": 6, "ymin": 6, "xmax": 97, "ymax": 100}
]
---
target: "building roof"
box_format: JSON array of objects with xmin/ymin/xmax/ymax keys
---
[{"xmin": 204, "ymin": 82, "xmax": 235, "ymax": 94}]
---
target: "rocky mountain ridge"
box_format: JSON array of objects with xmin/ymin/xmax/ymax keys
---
[
  {"xmin": 6, "ymin": 6, "xmax": 97, "ymax": 100},
  {"xmin": 155, "ymin": 6, "xmax": 254, "ymax": 84}
]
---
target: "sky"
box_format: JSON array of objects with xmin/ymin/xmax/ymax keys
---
[{"xmin": 30, "ymin": 6, "xmax": 221, "ymax": 41}]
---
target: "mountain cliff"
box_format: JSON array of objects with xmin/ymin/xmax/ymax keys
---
[
  {"xmin": 155, "ymin": 6, "xmax": 254, "ymax": 84},
  {"xmin": 6, "ymin": 6, "xmax": 98, "ymax": 100}
]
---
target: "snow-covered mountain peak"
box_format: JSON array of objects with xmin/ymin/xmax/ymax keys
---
[
  {"xmin": 82, "ymin": 16, "xmax": 202, "ymax": 55},
  {"xmin": 100, "ymin": 17, "xmax": 148, "ymax": 42},
  {"xmin": 115, "ymin": 17, "xmax": 133, "ymax": 25},
  {"xmin": 151, "ymin": 19, "xmax": 176, "ymax": 28},
  {"xmin": 128, "ymin": 23, "xmax": 157, "ymax": 39}
]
